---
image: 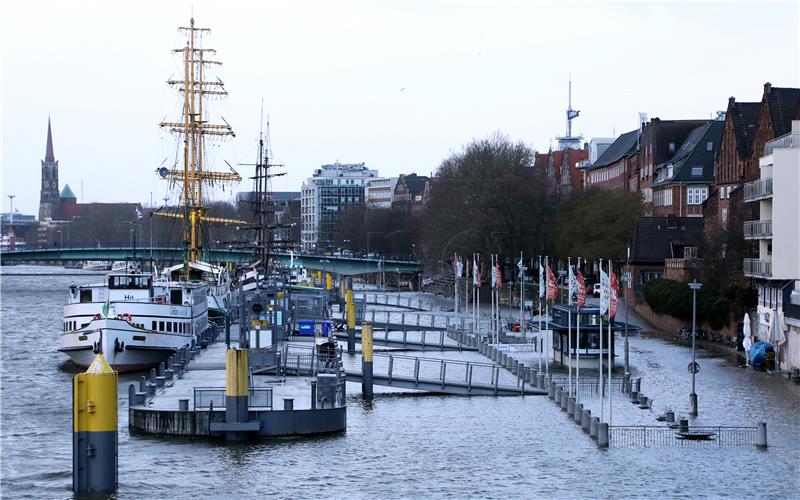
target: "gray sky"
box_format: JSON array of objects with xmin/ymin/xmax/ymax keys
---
[{"xmin": 2, "ymin": 0, "xmax": 799, "ymax": 215}]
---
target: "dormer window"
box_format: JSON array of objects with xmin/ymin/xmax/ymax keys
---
[
  {"xmin": 669, "ymin": 142, "xmax": 676, "ymax": 153},
  {"xmin": 706, "ymin": 141, "xmax": 713, "ymax": 151}
]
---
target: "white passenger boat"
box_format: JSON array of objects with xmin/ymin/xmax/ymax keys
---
[{"xmin": 59, "ymin": 271, "xmax": 210, "ymax": 372}]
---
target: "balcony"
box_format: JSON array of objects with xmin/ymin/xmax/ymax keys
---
[
  {"xmin": 743, "ymin": 220, "xmax": 773, "ymax": 240},
  {"xmin": 743, "ymin": 258, "xmax": 772, "ymax": 278},
  {"xmin": 763, "ymin": 132, "xmax": 797, "ymax": 156},
  {"xmin": 744, "ymin": 178, "xmax": 773, "ymax": 202}
]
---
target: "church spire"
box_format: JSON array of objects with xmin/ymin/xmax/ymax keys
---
[{"xmin": 45, "ymin": 117, "xmax": 55, "ymax": 162}]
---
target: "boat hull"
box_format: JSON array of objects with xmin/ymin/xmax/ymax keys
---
[{"xmin": 60, "ymin": 318, "xmax": 193, "ymax": 372}]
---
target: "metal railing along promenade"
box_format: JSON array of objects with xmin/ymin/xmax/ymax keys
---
[
  {"xmin": 361, "ymin": 293, "xmax": 433, "ymax": 311},
  {"xmin": 609, "ymin": 425, "xmax": 758, "ymax": 447},
  {"xmin": 193, "ymin": 387, "xmax": 274, "ymax": 410},
  {"xmin": 363, "ymin": 308, "xmax": 492, "ymax": 333}
]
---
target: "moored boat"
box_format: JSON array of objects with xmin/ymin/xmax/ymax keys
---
[{"xmin": 60, "ymin": 270, "xmax": 210, "ymax": 372}]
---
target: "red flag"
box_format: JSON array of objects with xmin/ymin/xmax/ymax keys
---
[
  {"xmin": 610, "ymin": 269, "xmax": 619, "ymax": 318},
  {"xmin": 546, "ymin": 264, "xmax": 558, "ymax": 300},
  {"xmin": 496, "ymin": 263, "xmax": 502, "ymax": 288},
  {"xmin": 477, "ymin": 265, "xmax": 482, "ymax": 288},
  {"xmin": 576, "ymin": 271, "xmax": 586, "ymax": 308}
]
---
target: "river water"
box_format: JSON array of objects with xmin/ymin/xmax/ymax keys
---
[{"xmin": 2, "ymin": 267, "xmax": 799, "ymax": 499}]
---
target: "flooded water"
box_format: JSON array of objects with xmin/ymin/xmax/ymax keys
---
[{"xmin": 2, "ymin": 267, "xmax": 799, "ymax": 498}]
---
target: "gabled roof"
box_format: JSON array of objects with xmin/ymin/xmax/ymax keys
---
[
  {"xmin": 60, "ymin": 184, "xmax": 76, "ymax": 199},
  {"xmin": 630, "ymin": 216, "xmax": 705, "ymax": 264},
  {"xmin": 728, "ymin": 99, "xmax": 760, "ymax": 159},
  {"xmin": 767, "ymin": 86, "xmax": 800, "ymax": 137},
  {"xmin": 653, "ymin": 120, "xmax": 723, "ymax": 186},
  {"xmin": 589, "ymin": 129, "xmax": 640, "ymax": 170},
  {"xmin": 400, "ymin": 173, "xmax": 429, "ymax": 195}
]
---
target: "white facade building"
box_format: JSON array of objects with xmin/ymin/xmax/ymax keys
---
[
  {"xmin": 744, "ymin": 120, "xmax": 800, "ymax": 371},
  {"xmin": 300, "ymin": 162, "xmax": 378, "ymax": 251},
  {"xmin": 366, "ymin": 177, "xmax": 398, "ymax": 209}
]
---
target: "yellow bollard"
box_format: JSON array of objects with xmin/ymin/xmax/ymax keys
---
[
  {"xmin": 326, "ymin": 272, "xmax": 333, "ymax": 291},
  {"xmin": 225, "ymin": 348, "xmax": 249, "ymax": 441},
  {"xmin": 346, "ymin": 289, "xmax": 356, "ymax": 354},
  {"xmin": 73, "ymin": 354, "xmax": 117, "ymax": 493},
  {"xmin": 362, "ymin": 321, "xmax": 374, "ymax": 400}
]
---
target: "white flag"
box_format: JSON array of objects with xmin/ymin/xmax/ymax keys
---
[
  {"xmin": 473, "ymin": 258, "xmax": 478, "ymax": 286},
  {"xmin": 491, "ymin": 258, "xmax": 497, "ymax": 288},
  {"xmin": 539, "ymin": 264, "xmax": 545, "ymax": 298},
  {"xmin": 517, "ymin": 257, "xmax": 524, "ymax": 278},
  {"xmin": 600, "ymin": 267, "xmax": 610, "ymax": 315},
  {"xmin": 568, "ymin": 265, "xmax": 577, "ymax": 304},
  {"xmin": 456, "ymin": 257, "xmax": 463, "ymax": 277}
]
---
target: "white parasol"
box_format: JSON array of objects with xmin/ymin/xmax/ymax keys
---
[
  {"xmin": 768, "ymin": 308, "xmax": 786, "ymax": 371},
  {"xmin": 742, "ymin": 312, "xmax": 752, "ymax": 366}
]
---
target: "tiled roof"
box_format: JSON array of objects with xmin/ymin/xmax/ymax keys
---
[
  {"xmin": 630, "ymin": 216, "xmax": 705, "ymax": 264},
  {"xmin": 767, "ymin": 86, "xmax": 800, "ymax": 137},
  {"xmin": 652, "ymin": 120, "xmax": 723, "ymax": 186},
  {"xmin": 729, "ymin": 100, "xmax": 760, "ymax": 159},
  {"xmin": 589, "ymin": 129, "xmax": 639, "ymax": 170}
]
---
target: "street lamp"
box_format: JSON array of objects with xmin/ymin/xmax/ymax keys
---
[{"xmin": 688, "ymin": 279, "xmax": 702, "ymax": 416}]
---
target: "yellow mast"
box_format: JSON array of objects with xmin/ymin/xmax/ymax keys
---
[{"xmin": 158, "ymin": 18, "xmax": 243, "ymax": 278}]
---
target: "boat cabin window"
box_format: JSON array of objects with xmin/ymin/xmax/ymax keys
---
[
  {"xmin": 80, "ymin": 290, "xmax": 93, "ymax": 303},
  {"xmin": 170, "ymin": 290, "xmax": 182, "ymax": 305},
  {"xmin": 159, "ymin": 321, "xmax": 165, "ymax": 331},
  {"xmin": 108, "ymin": 275, "xmax": 151, "ymax": 290},
  {"xmin": 152, "ymin": 321, "xmax": 157, "ymax": 331}
]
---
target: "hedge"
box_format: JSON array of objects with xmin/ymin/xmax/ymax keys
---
[{"xmin": 643, "ymin": 278, "xmax": 730, "ymax": 330}]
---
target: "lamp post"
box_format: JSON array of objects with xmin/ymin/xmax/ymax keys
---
[{"xmin": 689, "ymin": 279, "xmax": 702, "ymax": 416}]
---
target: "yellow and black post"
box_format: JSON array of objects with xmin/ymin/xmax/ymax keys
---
[
  {"xmin": 362, "ymin": 321, "xmax": 374, "ymax": 401},
  {"xmin": 326, "ymin": 272, "xmax": 333, "ymax": 291},
  {"xmin": 225, "ymin": 348, "xmax": 249, "ymax": 442},
  {"xmin": 346, "ymin": 288, "xmax": 356, "ymax": 355},
  {"xmin": 73, "ymin": 354, "xmax": 117, "ymax": 494}
]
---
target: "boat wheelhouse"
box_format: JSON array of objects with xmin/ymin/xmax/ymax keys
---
[{"xmin": 548, "ymin": 304, "xmax": 639, "ymax": 370}]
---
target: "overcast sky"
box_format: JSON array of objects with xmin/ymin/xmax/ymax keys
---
[{"xmin": 2, "ymin": 0, "xmax": 799, "ymax": 215}]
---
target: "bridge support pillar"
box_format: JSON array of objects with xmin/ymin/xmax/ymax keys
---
[{"xmin": 362, "ymin": 322, "xmax": 374, "ymax": 402}]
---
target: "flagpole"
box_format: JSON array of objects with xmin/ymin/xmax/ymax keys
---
[
  {"xmin": 568, "ymin": 256, "xmax": 573, "ymax": 398},
  {"xmin": 599, "ymin": 258, "xmax": 604, "ymax": 423},
  {"xmin": 519, "ymin": 251, "xmax": 524, "ymax": 335},
  {"xmin": 609, "ymin": 260, "xmax": 613, "ymax": 428},
  {"xmin": 454, "ymin": 253, "xmax": 458, "ymax": 314},
  {"xmin": 576, "ymin": 257, "xmax": 582, "ymax": 404},
  {"xmin": 538, "ymin": 255, "xmax": 543, "ymax": 372},
  {"xmin": 545, "ymin": 255, "xmax": 550, "ymax": 376},
  {"xmin": 491, "ymin": 254, "xmax": 496, "ymax": 344}
]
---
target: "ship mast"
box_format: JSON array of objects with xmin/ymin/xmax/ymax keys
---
[{"xmin": 158, "ymin": 18, "xmax": 244, "ymax": 276}]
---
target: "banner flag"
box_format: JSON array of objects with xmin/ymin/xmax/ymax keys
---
[
  {"xmin": 546, "ymin": 265, "xmax": 558, "ymax": 300},
  {"xmin": 576, "ymin": 271, "xmax": 587, "ymax": 309},
  {"xmin": 600, "ymin": 266, "xmax": 610, "ymax": 315},
  {"xmin": 610, "ymin": 268, "xmax": 619, "ymax": 319}
]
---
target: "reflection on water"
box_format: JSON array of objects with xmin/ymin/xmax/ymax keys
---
[{"xmin": 2, "ymin": 267, "xmax": 799, "ymax": 498}]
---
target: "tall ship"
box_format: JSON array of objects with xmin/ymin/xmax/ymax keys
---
[{"xmin": 59, "ymin": 18, "xmax": 240, "ymax": 371}]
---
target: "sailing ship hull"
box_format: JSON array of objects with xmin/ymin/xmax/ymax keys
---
[{"xmin": 59, "ymin": 317, "xmax": 195, "ymax": 372}]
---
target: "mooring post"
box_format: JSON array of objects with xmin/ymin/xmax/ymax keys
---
[
  {"xmin": 346, "ymin": 285, "xmax": 356, "ymax": 355},
  {"xmin": 225, "ymin": 348, "xmax": 249, "ymax": 442},
  {"xmin": 756, "ymin": 422, "xmax": 767, "ymax": 448},
  {"xmin": 73, "ymin": 354, "xmax": 117, "ymax": 494},
  {"xmin": 362, "ymin": 321, "xmax": 374, "ymax": 402},
  {"xmin": 311, "ymin": 380, "xmax": 317, "ymax": 410},
  {"xmin": 574, "ymin": 402, "xmax": 583, "ymax": 423},
  {"xmin": 598, "ymin": 422, "xmax": 609, "ymax": 448}
]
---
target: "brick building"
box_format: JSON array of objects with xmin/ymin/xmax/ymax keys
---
[
  {"xmin": 651, "ymin": 119, "xmax": 724, "ymax": 217},
  {"xmin": 583, "ymin": 129, "xmax": 640, "ymax": 192}
]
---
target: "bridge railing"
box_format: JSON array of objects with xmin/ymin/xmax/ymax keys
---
[
  {"xmin": 363, "ymin": 308, "xmax": 492, "ymax": 333},
  {"xmin": 366, "ymin": 352, "xmax": 519, "ymax": 389}
]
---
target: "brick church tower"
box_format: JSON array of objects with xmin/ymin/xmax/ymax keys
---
[{"xmin": 39, "ymin": 118, "xmax": 60, "ymax": 221}]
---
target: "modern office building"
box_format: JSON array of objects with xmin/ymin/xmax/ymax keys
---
[{"xmin": 300, "ymin": 162, "xmax": 378, "ymax": 251}]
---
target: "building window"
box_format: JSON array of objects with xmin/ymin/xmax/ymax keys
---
[
  {"xmin": 691, "ymin": 167, "xmax": 703, "ymax": 176},
  {"xmin": 706, "ymin": 141, "xmax": 713, "ymax": 151},
  {"xmin": 668, "ymin": 142, "xmax": 676, "ymax": 153},
  {"xmin": 687, "ymin": 187, "xmax": 708, "ymax": 205}
]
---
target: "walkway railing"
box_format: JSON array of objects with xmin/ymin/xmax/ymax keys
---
[
  {"xmin": 609, "ymin": 425, "xmax": 758, "ymax": 447},
  {"xmin": 193, "ymin": 387, "xmax": 273, "ymax": 410},
  {"xmin": 366, "ymin": 351, "xmax": 517, "ymax": 390}
]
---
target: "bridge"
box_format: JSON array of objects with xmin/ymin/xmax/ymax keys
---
[
  {"xmin": 279, "ymin": 345, "xmax": 544, "ymax": 396},
  {"xmin": 0, "ymin": 247, "xmax": 421, "ymax": 275}
]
